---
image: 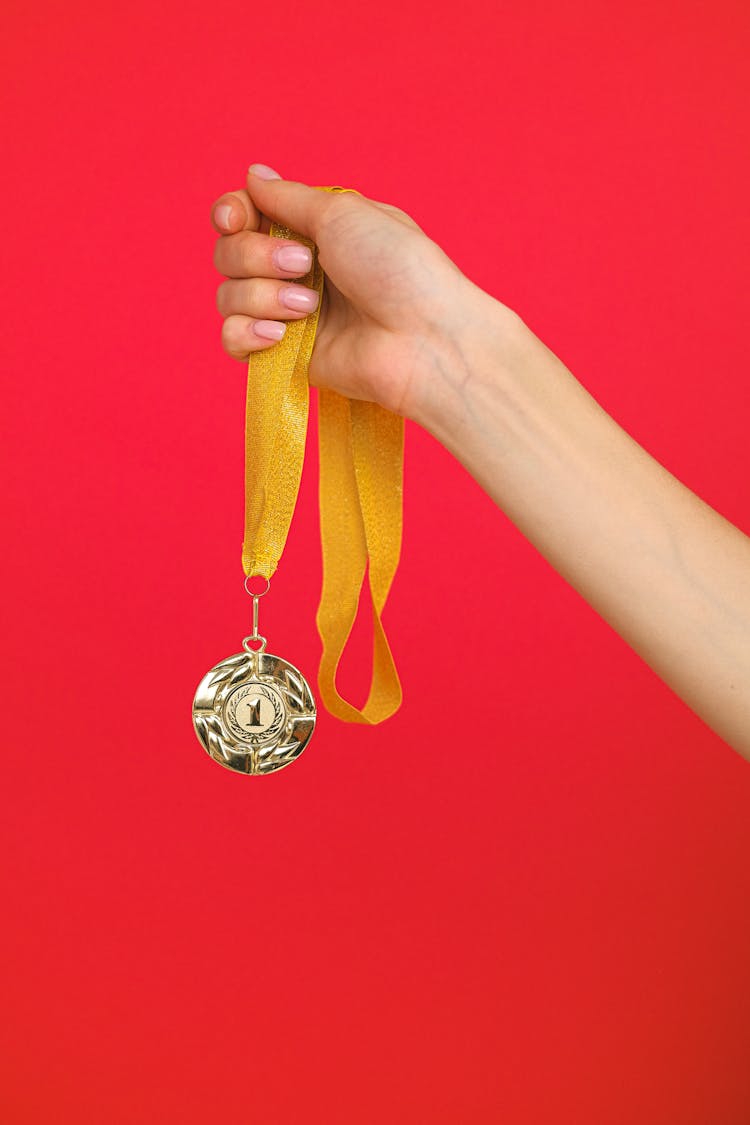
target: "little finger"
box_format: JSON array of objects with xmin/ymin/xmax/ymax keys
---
[{"xmin": 221, "ymin": 314, "xmax": 287, "ymax": 360}]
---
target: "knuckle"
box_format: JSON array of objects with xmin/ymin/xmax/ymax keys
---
[
  {"xmin": 318, "ymin": 190, "xmax": 358, "ymax": 232},
  {"xmin": 215, "ymin": 280, "xmax": 231, "ymax": 316},
  {"xmin": 213, "ymin": 237, "xmax": 227, "ymax": 274},
  {"xmin": 240, "ymin": 234, "xmax": 258, "ymax": 275},
  {"xmin": 245, "ymin": 276, "xmax": 265, "ymax": 305}
]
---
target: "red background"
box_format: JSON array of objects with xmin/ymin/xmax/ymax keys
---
[{"xmin": 2, "ymin": 1, "xmax": 749, "ymax": 1121}]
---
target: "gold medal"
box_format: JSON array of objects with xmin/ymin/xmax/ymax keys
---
[{"xmin": 192, "ymin": 580, "xmax": 316, "ymax": 775}]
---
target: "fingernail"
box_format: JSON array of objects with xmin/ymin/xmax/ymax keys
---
[
  {"xmin": 253, "ymin": 320, "xmax": 287, "ymax": 341},
  {"xmin": 248, "ymin": 163, "xmax": 282, "ymax": 180},
  {"xmin": 279, "ymin": 286, "xmax": 319, "ymax": 312},
  {"xmin": 215, "ymin": 203, "xmax": 232, "ymax": 230},
  {"xmin": 273, "ymin": 245, "xmax": 312, "ymax": 272}
]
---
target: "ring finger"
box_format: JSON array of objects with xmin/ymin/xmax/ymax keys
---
[
  {"xmin": 217, "ymin": 276, "xmax": 320, "ymax": 321},
  {"xmin": 218, "ymin": 278, "xmax": 321, "ymax": 359}
]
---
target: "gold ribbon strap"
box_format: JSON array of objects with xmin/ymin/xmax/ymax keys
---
[
  {"xmin": 242, "ymin": 224, "xmax": 321, "ymax": 580},
  {"xmin": 244, "ymin": 186, "xmax": 403, "ymax": 724}
]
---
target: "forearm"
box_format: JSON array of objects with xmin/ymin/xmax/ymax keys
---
[{"xmin": 419, "ymin": 284, "xmax": 750, "ymax": 758}]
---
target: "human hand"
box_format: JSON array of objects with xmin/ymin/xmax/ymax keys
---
[{"xmin": 210, "ymin": 163, "xmax": 480, "ymax": 421}]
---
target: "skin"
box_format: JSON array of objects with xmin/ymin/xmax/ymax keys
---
[{"xmin": 210, "ymin": 164, "xmax": 750, "ymax": 760}]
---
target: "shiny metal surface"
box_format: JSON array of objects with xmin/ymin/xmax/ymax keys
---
[{"xmin": 192, "ymin": 647, "xmax": 316, "ymax": 775}]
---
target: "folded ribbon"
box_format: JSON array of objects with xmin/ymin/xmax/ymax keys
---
[{"xmin": 242, "ymin": 186, "xmax": 403, "ymax": 724}]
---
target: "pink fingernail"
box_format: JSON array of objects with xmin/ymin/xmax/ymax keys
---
[
  {"xmin": 253, "ymin": 320, "xmax": 286, "ymax": 341},
  {"xmin": 215, "ymin": 204, "xmax": 232, "ymax": 229},
  {"xmin": 279, "ymin": 286, "xmax": 319, "ymax": 312},
  {"xmin": 248, "ymin": 163, "xmax": 282, "ymax": 180},
  {"xmin": 273, "ymin": 245, "xmax": 312, "ymax": 272}
]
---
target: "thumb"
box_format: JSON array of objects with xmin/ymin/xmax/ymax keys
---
[{"xmin": 247, "ymin": 164, "xmax": 342, "ymax": 241}]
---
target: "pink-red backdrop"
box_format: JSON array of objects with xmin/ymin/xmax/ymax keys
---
[{"xmin": 2, "ymin": 1, "xmax": 749, "ymax": 1122}]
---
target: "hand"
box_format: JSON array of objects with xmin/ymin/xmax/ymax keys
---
[{"xmin": 210, "ymin": 164, "xmax": 477, "ymax": 420}]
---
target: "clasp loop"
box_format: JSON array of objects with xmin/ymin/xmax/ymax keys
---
[
  {"xmin": 243, "ymin": 574, "xmax": 270, "ymax": 652},
  {"xmin": 244, "ymin": 575, "xmax": 270, "ymax": 598}
]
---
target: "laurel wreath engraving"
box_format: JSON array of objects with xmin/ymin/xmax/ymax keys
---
[
  {"xmin": 192, "ymin": 651, "xmax": 315, "ymax": 775},
  {"xmin": 225, "ymin": 684, "xmax": 285, "ymax": 744}
]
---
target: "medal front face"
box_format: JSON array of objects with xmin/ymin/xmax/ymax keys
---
[{"xmin": 192, "ymin": 647, "xmax": 316, "ymax": 775}]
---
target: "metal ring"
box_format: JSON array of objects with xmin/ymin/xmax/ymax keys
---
[
  {"xmin": 244, "ymin": 575, "xmax": 270, "ymax": 598},
  {"xmin": 242, "ymin": 634, "xmax": 267, "ymax": 654}
]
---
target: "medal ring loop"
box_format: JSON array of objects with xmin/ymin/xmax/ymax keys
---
[
  {"xmin": 244, "ymin": 575, "xmax": 270, "ymax": 598},
  {"xmin": 242, "ymin": 634, "xmax": 267, "ymax": 654}
]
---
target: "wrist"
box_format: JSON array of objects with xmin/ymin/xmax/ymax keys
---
[{"xmin": 412, "ymin": 278, "xmax": 532, "ymax": 452}]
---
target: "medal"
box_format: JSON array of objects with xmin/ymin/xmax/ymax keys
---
[
  {"xmin": 193, "ymin": 578, "xmax": 316, "ymax": 775},
  {"xmin": 193, "ymin": 185, "xmax": 404, "ymax": 775}
]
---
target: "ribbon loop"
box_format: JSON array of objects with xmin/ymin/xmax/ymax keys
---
[{"xmin": 244, "ymin": 186, "xmax": 403, "ymax": 723}]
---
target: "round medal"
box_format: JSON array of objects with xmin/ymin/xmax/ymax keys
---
[{"xmin": 192, "ymin": 641, "xmax": 316, "ymax": 775}]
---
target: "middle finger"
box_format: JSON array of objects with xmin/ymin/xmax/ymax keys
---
[{"xmin": 213, "ymin": 229, "xmax": 314, "ymax": 281}]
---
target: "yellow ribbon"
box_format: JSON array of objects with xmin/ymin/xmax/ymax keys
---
[{"xmin": 243, "ymin": 186, "xmax": 403, "ymax": 724}]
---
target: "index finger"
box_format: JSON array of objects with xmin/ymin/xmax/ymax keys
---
[{"xmin": 211, "ymin": 188, "xmax": 272, "ymax": 236}]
